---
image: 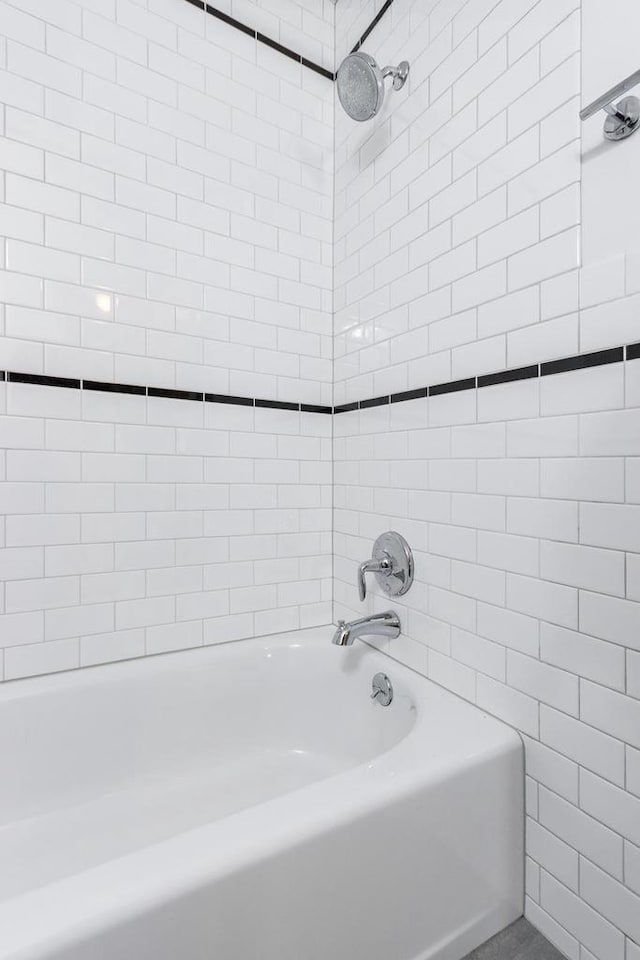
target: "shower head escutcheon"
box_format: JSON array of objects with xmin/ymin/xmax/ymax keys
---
[{"xmin": 336, "ymin": 52, "xmax": 410, "ymax": 121}]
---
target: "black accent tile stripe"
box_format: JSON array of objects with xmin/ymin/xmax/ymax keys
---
[
  {"xmin": 302, "ymin": 58, "xmax": 335, "ymax": 81},
  {"xmin": 4, "ymin": 373, "xmax": 331, "ymax": 414},
  {"xmin": 9, "ymin": 371, "xmax": 80, "ymax": 390},
  {"xmin": 477, "ymin": 365, "xmax": 539, "ymax": 388},
  {"xmin": 205, "ymin": 392, "xmax": 253, "ymax": 407},
  {"xmin": 391, "ymin": 387, "xmax": 427, "ymax": 404},
  {"xmin": 5, "ymin": 337, "xmax": 635, "ymax": 416},
  {"xmin": 360, "ymin": 395, "xmax": 389, "ymax": 409},
  {"xmin": 148, "ymin": 386, "xmax": 204, "ymax": 402},
  {"xmin": 364, "ymin": 0, "xmax": 395, "ymax": 41},
  {"xmin": 541, "ymin": 347, "xmax": 623, "ymax": 376},
  {"xmin": 352, "ymin": 0, "xmax": 395, "ymax": 53},
  {"xmin": 201, "ymin": 4, "xmax": 331, "ymax": 79},
  {"xmin": 206, "ymin": 4, "xmax": 254, "ymax": 37},
  {"xmin": 301, "ymin": 403, "xmax": 332, "ymax": 414},
  {"xmin": 255, "ymin": 398, "xmax": 299, "ymax": 411},
  {"xmin": 83, "ymin": 379, "xmax": 146, "ymax": 396},
  {"xmin": 335, "ymin": 341, "xmax": 631, "ymax": 412},
  {"xmin": 257, "ymin": 32, "xmax": 300, "ymax": 64},
  {"xmin": 429, "ymin": 377, "xmax": 476, "ymax": 397}
]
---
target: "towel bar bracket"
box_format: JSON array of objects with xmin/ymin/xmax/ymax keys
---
[
  {"xmin": 602, "ymin": 96, "xmax": 640, "ymax": 141},
  {"xmin": 580, "ymin": 69, "xmax": 640, "ymax": 142}
]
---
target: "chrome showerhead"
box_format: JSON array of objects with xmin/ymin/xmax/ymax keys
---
[{"xmin": 336, "ymin": 51, "xmax": 409, "ymax": 121}]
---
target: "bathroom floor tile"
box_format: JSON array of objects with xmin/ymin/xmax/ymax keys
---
[{"xmin": 463, "ymin": 918, "xmax": 565, "ymax": 960}]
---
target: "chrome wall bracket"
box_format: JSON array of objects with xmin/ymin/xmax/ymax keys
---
[
  {"xmin": 382, "ymin": 60, "xmax": 409, "ymax": 92},
  {"xmin": 581, "ymin": 68, "xmax": 640, "ymax": 141},
  {"xmin": 358, "ymin": 531, "xmax": 414, "ymax": 602}
]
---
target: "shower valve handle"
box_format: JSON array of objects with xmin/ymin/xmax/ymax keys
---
[{"xmin": 358, "ymin": 556, "xmax": 392, "ymax": 602}]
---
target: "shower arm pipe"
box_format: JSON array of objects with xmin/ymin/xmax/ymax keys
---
[
  {"xmin": 381, "ymin": 61, "xmax": 410, "ymax": 91},
  {"xmin": 580, "ymin": 67, "xmax": 640, "ymax": 121}
]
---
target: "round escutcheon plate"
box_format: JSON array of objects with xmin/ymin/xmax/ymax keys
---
[{"xmin": 372, "ymin": 531, "xmax": 414, "ymax": 597}]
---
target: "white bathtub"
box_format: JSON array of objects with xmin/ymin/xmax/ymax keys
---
[{"xmin": 0, "ymin": 626, "xmax": 523, "ymax": 960}]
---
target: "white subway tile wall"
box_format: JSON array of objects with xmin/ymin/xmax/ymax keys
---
[
  {"xmin": 0, "ymin": 0, "xmax": 334, "ymax": 404},
  {"xmin": 2, "ymin": 0, "xmax": 640, "ymax": 957},
  {"xmin": 0, "ymin": 378, "xmax": 333, "ymax": 677},
  {"xmin": 334, "ymin": 1, "xmax": 640, "ymax": 959},
  {"xmin": 0, "ymin": 0, "xmax": 335, "ymax": 677}
]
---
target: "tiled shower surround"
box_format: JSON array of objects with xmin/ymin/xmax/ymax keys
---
[
  {"xmin": 0, "ymin": 0, "xmax": 335, "ymax": 677},
  {"xmin": 333, "ymin": 1, "xmax": 640, "ymax": 959},
  {"xmin": 1, "ymin": 0, "xmax": 640, "ymax": 958}
]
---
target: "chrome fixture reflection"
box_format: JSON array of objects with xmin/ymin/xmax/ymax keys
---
[
  {"xmin": 580, "ymin": 67, "xmax": 640, "ymax": 141},
  {"xmin": 371, "ymin": 672, "xmax": 393, "ymax": 706},
  {"xmin": 336, "ymin": 51, "xmax": 409, "ymax": 121},
  {"xmin": 332, "ymin": 610, "xmax": 401, "ymax": 647},
  {"xmin": 358, "ymin": 531, "xmax": 414, "ymax": 602}
]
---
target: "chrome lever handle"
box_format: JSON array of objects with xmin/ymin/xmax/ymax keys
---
[{"xmin": 358, "ymin": 556, "xmax": 391, "ymax": 601}]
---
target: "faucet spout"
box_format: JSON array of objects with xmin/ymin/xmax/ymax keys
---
[{"xmin": 331, "ymin": 610, "xmax": 401, "ymax": 647}]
